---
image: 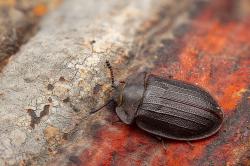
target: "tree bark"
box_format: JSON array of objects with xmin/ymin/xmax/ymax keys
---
[{"xmin": 0, "ymin": 0, "xmax": 249, "ymax": 165}]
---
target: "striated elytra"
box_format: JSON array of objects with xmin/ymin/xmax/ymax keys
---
[
  {"xmin": 92, "ymin": 62, "xmax": 224, "ymax": 141},
  {"xmin": 114, "ymin": 74, "xmax": 224, "ymax": 141}
]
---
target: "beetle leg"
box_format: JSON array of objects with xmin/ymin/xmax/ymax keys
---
[
  {"xmin": 186, "ymin": 141, "xmax": 194, "ymax": 150},
  {"xmin": 155, "ymin": 136, "xmax": 167, "ymax": 150},
  {"xmin": 111, "ymin": 120, "xmax": 122, "ymax": 125},
  {"xmin": 111, "ymin": 117, "xmax": 122, "ymax": 125},
  {"xmin": 89, "ymin": 100, "xmax": 113, "ymax": 114},
  {"xmin": 167, "ymin": 75, "xmax": 173, "ymax": 79},
  {"xmin": 143, "ymin": 72, "xmax": 149, "ymax": 88},
  {"xmin": 161, "ymin": 140, "xmax": 167, "ymax": 150}
]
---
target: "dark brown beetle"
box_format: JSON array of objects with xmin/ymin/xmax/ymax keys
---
[{"xmin": 92, "ymin": 61, "xmax": 224, "ymax": 141}]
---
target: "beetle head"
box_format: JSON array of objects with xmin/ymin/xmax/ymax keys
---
[
  {"xmin": 91, "ymin": 61, "xmax": 145, "ymax": 125},
  {"xmin": 112, "ymin": 77, "xmax": 145, "ymax": 124}
]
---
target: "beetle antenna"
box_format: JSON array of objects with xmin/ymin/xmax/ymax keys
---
[
  {"xmin": 105, "ymin": 60, "xmax": 115, "ymax": 88},
  {"xmin": 89, "ymin": 99, "xmax": 113, "ymax": 114}
]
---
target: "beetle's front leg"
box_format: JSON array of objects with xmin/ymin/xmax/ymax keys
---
[{"xmin": 111, "ymin": 116, "xmax": 122, "ymax": 125}]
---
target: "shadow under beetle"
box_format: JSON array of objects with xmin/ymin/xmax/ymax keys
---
[{"xmin": 91, "ymin": 61, "xmax": 224, "ymax": 141}]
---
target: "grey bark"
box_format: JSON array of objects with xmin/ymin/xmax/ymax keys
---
[{"xmin": 0, "ymin": 0, "xmax": 191, "ymax": 165}]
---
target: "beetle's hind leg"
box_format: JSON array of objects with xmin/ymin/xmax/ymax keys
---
[
  {"xmin": 155, "ymin": 136, "xmax": 167, "ymax": 150},
  {"xmin": 161, "ymin": 139, "xmax": 167, "ymax": 150},
  {"xmin": 167, "ymin": 75, "xmax": 173, "ymax": 79},
  {"xmin": 186, "ymin": 141, "xmax": 195, "ymax": 150}
]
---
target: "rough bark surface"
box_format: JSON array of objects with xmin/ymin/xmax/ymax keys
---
[
  {"xmin": 0, "ymin": 0, "xmax": 249, "ymax": 165},
  {"xmin": 0, "ymin": 0, "xmax": 61, "ymax": 69}
]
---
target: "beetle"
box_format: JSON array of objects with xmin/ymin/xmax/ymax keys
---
[{"xmin": 91, "ymin": 61, "xmax": 224, "ymax": 141}]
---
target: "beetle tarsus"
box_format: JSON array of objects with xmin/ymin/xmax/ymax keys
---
[
  {"xmin": 168, "ymin": 75, "xmax": 173, "ymax": 79},
  {"xmin": 162, "ymin": 140, "xmax": 167, "ymax": 150},
  {"xmin": 186, "ymin": 141, "xmax": 195, "ymax": 149},
  {"xmin": 155, "ymin": 136, "xmax": 167, "ymax": 150}
]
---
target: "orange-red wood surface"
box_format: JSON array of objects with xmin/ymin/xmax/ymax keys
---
[{"xmin": 69, "ymin": 1, "xmax": 250, "ymax": 166}]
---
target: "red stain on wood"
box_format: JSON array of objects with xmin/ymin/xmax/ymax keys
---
[
  {"xmin": 162, "ymin": 18, "xmax": 250, "ymax": 112},
  {"xmin": 79, "ymin": 124, "xmax": 160, "ymax": 166},
  {"xmin": 33, "ymin": 4, "xmax": 48, "ymax": 17},
  {"xmin": 76, "ymin": 1, "xmax": 250, "ymax": 165}
]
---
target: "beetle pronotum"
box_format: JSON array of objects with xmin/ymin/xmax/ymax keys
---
[{"xmin": 91, "ymin": 61, "xmax": 224, "ymax": 141}]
